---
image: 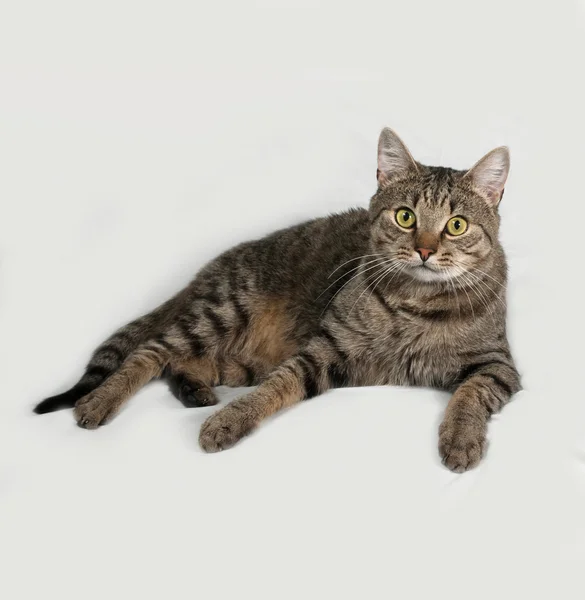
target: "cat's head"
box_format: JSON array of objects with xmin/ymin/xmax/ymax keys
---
[{"xmin": 369, "ymin": 128, "xmax": 509, "ymax": 283}]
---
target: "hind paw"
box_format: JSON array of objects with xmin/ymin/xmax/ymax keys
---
[
  {"xmin": 177, "ymin": 380, "xmax": 219, "ymax": 408},
  {"xmin": 167, "ymin": 373, "xmax": 218, "ymax": 408},
  {"xmin": 74, "ymin": 393, "xmax": 118, "ymax": 429}
]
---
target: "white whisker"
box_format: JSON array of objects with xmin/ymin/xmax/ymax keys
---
[
  {"xmin": 348, "ymin": 260, "xmax": 403, "ymax": 317},
  {"xmin": 319, "ymin": 258, "xmax": 394, "ymax": 317},
  {"xmin": 457, "ymin": 270, "xmax": 497, "ymax": 327},
  {"xmin": 382, "ymin": 261, "xmax": 408, "ymax": 295},
  {"xmin": 317, "ymin": 257, "xmax": 387, "ymax": 300},
  {"xmin": 364, "ymin": 261, "xmax": 406, "ymax": 307},
  {"xmin": 469, "ymin": 266, "xmax": 508, "ymax": 290},
  {"xmin": 440, "ymin": 266, "xmax": 461, "ymax": 321},
  {"xmin": 464, "ymin": 269, "xmax": 507, "ymax": 312},
  {"xmin": 327, "ymin": 253, "xmax": 384, "ymax": 279}
]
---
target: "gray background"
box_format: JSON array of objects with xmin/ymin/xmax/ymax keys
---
[{"xmin": 1, "ymin": 1, "xmax": 584, "ymax": 598}]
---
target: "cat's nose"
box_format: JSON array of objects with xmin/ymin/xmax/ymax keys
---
[{"xmin": 416, "ymin": 248, "xmax": 435, "ymax": 262}]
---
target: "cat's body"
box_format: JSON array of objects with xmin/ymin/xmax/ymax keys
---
[{"xmin": 35, "ymin": 129, "xmax": 520, "ymax": 472}]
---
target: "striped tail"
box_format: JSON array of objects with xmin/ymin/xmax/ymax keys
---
[{"xmin": 34, "ymin": 296, "xmax": 180, "ymax": 414}]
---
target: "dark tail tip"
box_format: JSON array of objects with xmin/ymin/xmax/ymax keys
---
[{"xmin": 34, "ymin": 388, "xmax": 85, "ymax": 414}]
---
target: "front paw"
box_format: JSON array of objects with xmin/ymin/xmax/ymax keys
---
[
  {"xmin": 438, "ymin": 419, "xmax": 487, "ymax": 473},
  {"xmin": 199, "ymin": 401, "xmax": 258, "ymax": 453},
  {"xmin": 74, "ymin": 393, "xmax": 117, "ymax": 429}
]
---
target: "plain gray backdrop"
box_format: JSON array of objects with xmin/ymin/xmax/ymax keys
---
[{"xmin": 1, "ymin": 1, "xmax": 584, "ymax": 598}]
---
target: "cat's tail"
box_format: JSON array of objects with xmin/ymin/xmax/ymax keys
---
[{"xmin": 33, "ymin": 294, "xmax": 182, "ymax": 414}]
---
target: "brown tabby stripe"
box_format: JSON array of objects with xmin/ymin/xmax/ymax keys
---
[
  {"xmin": 203, "ymin": 307, "xmax": 229, "ymax": 337},
  {"xmin": 297, "ymin": 352, "xmax": 322, "ymax": 399},
  {"xmin": 176, "ymin": 317, "xmax": 206, "ymax": 356}
]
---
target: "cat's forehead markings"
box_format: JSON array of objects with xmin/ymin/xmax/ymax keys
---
[{"xmin": 415, "ymin": 169, "xmax": 457, "ymax": 211}]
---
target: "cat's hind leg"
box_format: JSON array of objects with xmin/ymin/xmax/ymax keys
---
[
  {"xmin": 166, "ymin": 372, "xmax": 219, "ymax": 408},
  {"xmin": 165, "ymin": 357, "xmax": 264, "ymax": 407},
  {"xmin": 75, "ymin": 337, "xmax": 178, "ymax": 429},
  {"xmin": 34, "ymin": 295, "xmax": 180, "ymax": 414},
  {"xmin": 164, "ymin": 356, "xmax": 221, "ymax": 408}
]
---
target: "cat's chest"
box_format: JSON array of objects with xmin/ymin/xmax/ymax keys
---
[{"xmin": 361, "ymin": 313, "xmax": 466, "ymax": 388}]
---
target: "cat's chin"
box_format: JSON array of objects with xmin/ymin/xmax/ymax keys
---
[{"xmin": 407, "ymin": 264, "xmax": 453, "ymax": 283}]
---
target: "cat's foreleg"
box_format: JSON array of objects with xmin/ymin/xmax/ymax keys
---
[
  {"xmin": 199, "ymin": 335, "xmax": 348, "ymax": 452},
  {"xmin": 438, "ymin": 359, "xmax": 521, "ymax": 472}
]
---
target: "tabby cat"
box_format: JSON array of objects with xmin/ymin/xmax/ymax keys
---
[{"xmin": 34, "ymin": 128, "xmax": 520, "ymax": 472}]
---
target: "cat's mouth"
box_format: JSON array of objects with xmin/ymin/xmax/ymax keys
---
[{"xmin": 407, "ymin": 262, "xmax": 453, "ymax": 283}]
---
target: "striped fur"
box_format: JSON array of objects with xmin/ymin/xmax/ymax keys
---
[{"xmin": 35, "ymin": 128, "xmax": 520, "ymax": 472}]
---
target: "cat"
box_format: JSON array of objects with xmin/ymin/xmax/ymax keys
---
[{"xmin": 34, "ymin": 128, "xmax": 520, "ymax": 472}]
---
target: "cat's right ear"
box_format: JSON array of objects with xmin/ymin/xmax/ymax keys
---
[{"xmin": 377, "ymin": 128, "xmax": 418, "ymax": 187}]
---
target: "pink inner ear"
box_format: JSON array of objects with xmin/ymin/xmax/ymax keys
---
[
  {"xmin": 484, "ymin": 183, "xmax": 504, "ymax": 206},
  {"xmin": 466, "ymin": 147, "xmax": 510, "ymax": 206},
  {"xmin": 377, "ymin": 168, "xmax": 391, "ymax": 188}
]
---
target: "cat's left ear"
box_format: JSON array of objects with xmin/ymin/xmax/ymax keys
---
[{"xmin": 464, "ymin": 147, "xmax": 510, "ymax": 207}]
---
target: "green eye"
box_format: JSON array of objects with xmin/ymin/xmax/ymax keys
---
[
  {"xmin": 395, "ymin": 208, "xmax": 416, "ymax": 229},
  {"xmin": 446, "ymin": 216, "xmax": 468, "ymax": 236}
]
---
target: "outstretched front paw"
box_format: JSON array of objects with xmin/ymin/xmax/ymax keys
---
[
  {"xmin": 438, "ymin": 419, "xmax": 487, "ymax": 473},
  {"xmin": 199, "ymin": 401, "xmax": 258, "ymax": 453}
]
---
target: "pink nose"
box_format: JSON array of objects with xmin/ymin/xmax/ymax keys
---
[{"xmin": 416, "ymin": 248, "xmax": 435, "ymax": 262}]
